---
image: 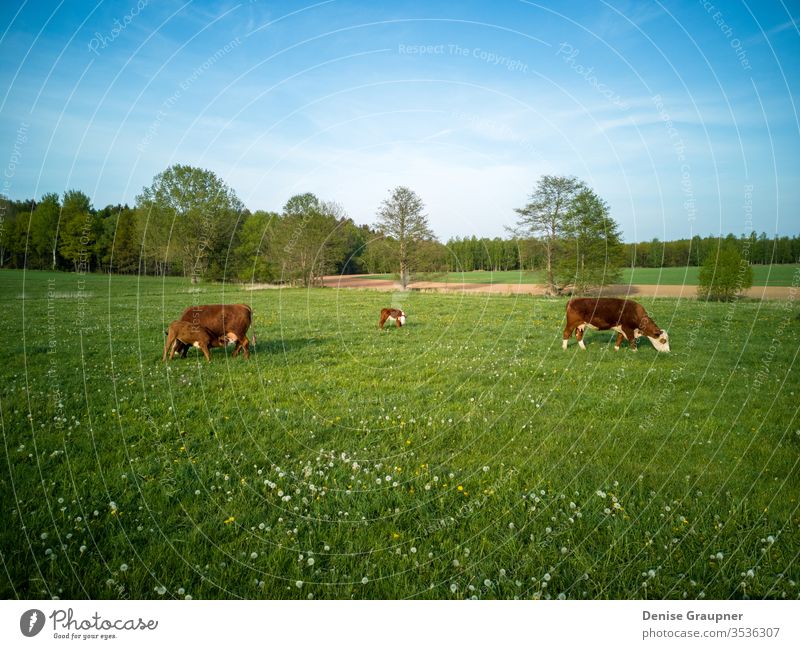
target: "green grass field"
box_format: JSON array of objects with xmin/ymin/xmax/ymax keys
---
[
  {"xmin": 1, "ymin": 269, "xmax": 798, "ymax": 599},
  {"xmin": 362, "ymin": 264, "xmax": 800, "ymax": 286}
]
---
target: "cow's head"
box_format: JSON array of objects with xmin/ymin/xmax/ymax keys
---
[
  {"xmin": 648, "ymin": 329, "xmax": 670, "ymax": 353},
  {"xmin": 398, "ymin": 311, "xmax": 406, "ymax": 326},
  {"xmin": 640, "ymin": 316, "xmax": 670, "ymax": 352}
]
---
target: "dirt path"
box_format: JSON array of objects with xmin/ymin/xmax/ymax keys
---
[{"xmin": 320, "ymin": 275, "xmax": 795, "ymax": 300}]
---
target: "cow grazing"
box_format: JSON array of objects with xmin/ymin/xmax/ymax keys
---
[
  {"xmin": 177, "ymin": 304, "xmax": 253, "ymax": 359},
  {"xmin": 379, "ymin": 308, "xmax": 406, "ymax": 329},
  {"xmin": 163, "ymin": 320, "xmax": 226, "ymax": 362},
  {"xmin": 563, "ymin": 298, "xmax": 670, "ymax": 352}
]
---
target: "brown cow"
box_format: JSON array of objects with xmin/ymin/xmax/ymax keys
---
[
  {"xmin": 378, "ymin": 308, "xmax": 406, "ymax": 329},
  {"xmin": 163, "ymin": 320, "xmax": 226, "ymax": 362},
  {"xmin": 563, "ymin": 298, "xmax": 670, "ymax": 352},
  {"xmin": 176, "ymin": 304, "xmax": 253, "ymax": 359}
]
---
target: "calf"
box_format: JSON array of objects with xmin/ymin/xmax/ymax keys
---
[
  {"xmin": 177, "ymin": 304, "xmax": 253, "ymax": 359},
  {"xmin": 563, "ymin": 298, "xmax": 670, "ymax": 352},
  {"xmin": 163, "ymin": 320, "xmax": 225, "ymax": 362},
  {"xmin": 379, "ymin": 308, "xmax": 406, "ymax": 329}
]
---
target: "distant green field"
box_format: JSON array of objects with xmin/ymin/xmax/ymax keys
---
[
  {"xmin": 1, "ymin": 269, "xmax": 798, "ymax": 599},
  {"xmin": 362, "ymin": 264, "xmax": 800, "ymax": 286}
]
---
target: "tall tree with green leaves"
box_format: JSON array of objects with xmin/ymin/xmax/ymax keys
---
[
  {"xmin": 234, "ymin": 210, "xmax": 279, "ymax": 282},
  {"xmin": 512, "ymin": 175, "xmax": 586, "ymax": 295},
  {"xmin": 136, "ymin": 164, "xmax": 244, "ymax": 283},
  {"xmin": 556, "ymin": 189, "xmax": 624, "ymax": 293},
  {"xmin": 58, "ymin": 190, "xmax": 94, "ymax": 271},
  {"xmin": 29, "ymin": 193, "xmax": 61, "ymax": 269},
  {"xmin": 697, "ymin": 243, "xmax": 753, "ymax": 301},
  {"xmin": 274, "ymin": 194, "xmax": 351, "ymax": 286},
  {"xmin": 101, "ymin": 205, "xmax": 139, "ymax": 274},
  {"xmin": 374, "ymin": 186, "xmax": 435, "ymax": 289}
]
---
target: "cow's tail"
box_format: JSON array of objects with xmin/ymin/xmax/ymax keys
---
[{"xmin": 246, "ymin": 305, "xmax": 255, "ymax": 346}]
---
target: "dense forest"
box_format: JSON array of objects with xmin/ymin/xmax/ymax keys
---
[
  {"xmin": 445, "ymin": 232, "xmax": 800, "ymax": 272},
  {"xmin": 1, "ymin": 165, "xmax": 797, "ymax": 284}
]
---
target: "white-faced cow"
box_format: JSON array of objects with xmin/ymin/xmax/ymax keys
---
[
  {"xmin": 378, "ymin": 308, "xmax": 406, "ymax": 329},
  {"xmin": 563, "ymin": 298, "xmax": 670, "ymax": 352}
]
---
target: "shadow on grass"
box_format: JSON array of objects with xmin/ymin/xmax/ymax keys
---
[{"xmin": 251, "ymin": 337, "xmax": 323, "ymax": 355}]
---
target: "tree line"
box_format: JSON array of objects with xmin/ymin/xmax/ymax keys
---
[
  {"xmin": 445, "ymin": 232, "xmax": 800, "ymax": 271},
  {"xmin": 1, "ymin": 165, "xmax": 797, "ymax": 291}
]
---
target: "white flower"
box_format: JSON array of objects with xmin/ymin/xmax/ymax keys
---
[
  {"xmin": 361, "ymin": 577, "xmax": 369, "ymax": 584},
  {"xmin": 543, "ymin": 573, "xmax": 551, "ymax": 581},
  {"xmin": 596, "ymin": 490, "xmax": 606, "ymax": 498},
  {"xmin": 561, "ymin": 547, "xmax": 568, "ymax": 555},
  {"xmin": 155, "ymin": 585, "xmax": 167, "ymax": 595},
  {"xmin": 484, "ymin": 579, "xmax": 492, "ymax": 587},
  {"xmin": 450, "ymin": 583, "xmax": 458, "ymax": 592},
  {"xmin": 250, "ymin": 552, "xmax": 258, "ymax": 560},
  {"xmin": 767, "ymin": 535, "xmax": 775, "ymax": 544},
  {"xmin": 746, "ymin": 569, "xmax": 755, "ymax": 578},
  {"xmin": 647, "ymin": 569, "xmax": 656, "ymax": 578},
  {"xmin": 452, "ymin": 559, "xmax": 460, "ymax": 567},
  {"xmin": 120, "ymin": 563, "xmax": 128, "ymax": 572},
  {"xmin": 295, "ymin": 580, "xmax": 303, "ymax": 588},
  {"xmin": 307, "ymin": 557, "xmax": 315, "ymax": 566},
  {"xmin": 410, "ymin": 547, "xmax": 417, "ymax": 554},
  {"xmin": 715, "ymin": 552, "xmax": 724, "ymax": 561}
]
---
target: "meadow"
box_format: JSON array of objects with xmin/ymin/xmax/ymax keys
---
[
  {"xmin": 1, "ymin": 269, "xmax": 798, "ymax": 600},
  {"xmin": 363, "ymin": 264, "xmax": 800, "ymax": 286}
]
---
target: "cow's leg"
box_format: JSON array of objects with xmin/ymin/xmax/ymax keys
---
[
  {"xmin": 200, "ymin": 342, "xmax": 211, "ymax": 362},
  {"xmin": 623, "ymin": 326, "xmax": 638, "ymax": 351},
  {"xmin": 395, "ymin": 317, "xmax": 402, "ymax": 328},
  {"xmin": 168, "ymin": 337, "xmax": 179, "ymax": 361},
  {"xmin": 562, "ymin": 321, "xmax": 577, "ymax": 350},
  {"xmin": 614, "ymin": 332, "xmax": 625, "ymax": 351},
  {"xmin": 378, "ymin": 313, "xmax": 388, "ymax": 330},
  {"xmin": 224, "ymin": 332, "xmax": 240, "ymax": 357},
  {"xmin": 230, "ymin": 335, "xmax": 248, "ymax": 358},
  {"xmin": 163, "ymin": 333, "xmax": 175, "ymax": 361},
  {"xmin": 178, "ymin": 341, "xmax": 189, "ymax": 358},
  {"xmin": 577, "ymin": 325, "xmax": 587, "ymax": 350}
]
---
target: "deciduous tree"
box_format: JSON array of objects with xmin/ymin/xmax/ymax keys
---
[
  {"xmin": 374, "ymin": 186, "xmax": 435, "ymax": 288},
  {"xmin": 512, "ymin": 175, "xmax": 586, "ymax": 295}
]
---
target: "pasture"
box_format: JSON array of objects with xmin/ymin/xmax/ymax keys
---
[
  {"xmin": 1, "ymin": 269, "xmax": 798, "ymax": 600},
  {"xmin": 363, "ymin": 264, "xmax": 800, "ymax": 286}
]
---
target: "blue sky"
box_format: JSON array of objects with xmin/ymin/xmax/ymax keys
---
[{"xmin": 1, "ymin": 0, "xmax": 798, "ymax": 241}]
